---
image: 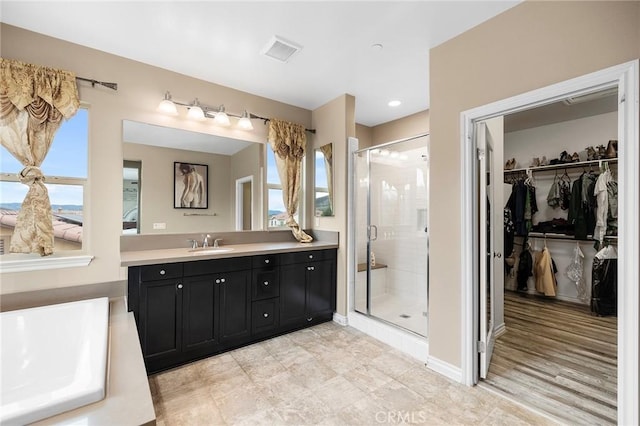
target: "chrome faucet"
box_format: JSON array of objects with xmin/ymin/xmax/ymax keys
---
[
  {"xmin": 202, "ymin": 234, "xmax": 211, "ymax": 248},
  {"xmin": 213, "ymin": 238, "xmax": 223, "ymax": 248},
  {"xmin": 187, "ymin": 239, "xmax": 198, "ymax": 249}
]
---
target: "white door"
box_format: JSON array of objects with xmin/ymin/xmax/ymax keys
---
[{"xmin": 477, "ymin": 120, "xmax": 500, "ymax": 379}]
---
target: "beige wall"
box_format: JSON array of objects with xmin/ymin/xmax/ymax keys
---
[
  {"xmin": 310, "ymin": 94, "xmax": 356, "ymax": 316},
  {"xmin": 355, "ymin": 124, "xmax": 373, "ymax": 149},
  {"xmin": 355, "ymin": 110, "xmax": 429, "ymax": 149},
  {"xmin": 428, "ymin": 1, "xmax": 640, "ymax": 367},
  {"xmin": 371, "ymin": 110, "xmax": 430, "ymax": 146},
  {"xmin": 123, "ymin": 143, "xmax": 232, "ymax": 234},
  {"xmin": 0, "ymin": 23, "xmax": 311, "ymax": 295}
]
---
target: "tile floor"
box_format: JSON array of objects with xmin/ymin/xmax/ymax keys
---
[{"xmin": 149, "ymin": 322, "xmax": 557, "ymax": 425}]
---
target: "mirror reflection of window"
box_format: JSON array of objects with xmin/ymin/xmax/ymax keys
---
[
  {"xmin": 266, "ymin": 145, "xmax": 299, "ymax": 228},
  {"xmin": 315, "ymin": 143, "xmax": 334, "ymax": 216},
  {"xmin": 123, "ymin": 160, "xmax": 141, "ymax": 234}
]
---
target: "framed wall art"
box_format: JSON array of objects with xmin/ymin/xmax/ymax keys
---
[{"xmin": 174, "ymin": 162, "xmax": 208, "ymax": 209}]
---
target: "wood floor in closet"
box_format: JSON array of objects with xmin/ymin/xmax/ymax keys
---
[{"xmin": 482, "ymin": 290, "xmax": 617, "ymax": 425}]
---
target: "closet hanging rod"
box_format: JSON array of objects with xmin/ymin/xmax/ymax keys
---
[
  {"xmin": 504, "ymin": 158, "xmax": 617, "ymax": 174},
  {"xmin": 526, "ymin": 232, "xmax": 618, "ymax": 243},
  {"xmin": 76, "ymin": 76, "xmax": 118, "ymax": 91}
]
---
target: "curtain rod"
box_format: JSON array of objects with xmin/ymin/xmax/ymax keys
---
[
  {"xmin": 249, "ymin": 113, "xmax": 316, "ymax": 134},
  {"xmin": 76, "ymin": 76, "xmax": 118, "ymax": 91}
]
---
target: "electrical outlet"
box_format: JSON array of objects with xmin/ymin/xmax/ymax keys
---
[{"xmin": 153, "ymin": 222, "xmax": 166, "ymax": 230}]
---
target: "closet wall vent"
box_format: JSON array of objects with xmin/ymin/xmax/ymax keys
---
[{"xmin": 261, "ymin": 35, "xmax": 303, "ymax": 63}]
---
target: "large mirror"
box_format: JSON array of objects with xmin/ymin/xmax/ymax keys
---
[
  {"xmin": 314, "ymin": 143, "xmax": 334, "ymax": 217},
  {"xmin": 122, "ymin": 120, "xmax": 264, "ymax": 234}
]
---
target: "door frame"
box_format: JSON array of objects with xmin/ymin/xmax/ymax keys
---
[
  {"xmin": 459, "ymin": 60, "xmax": 639, "ymax": 424},
  {"xmin": 235, "ymin": 175, "xmax": 253, "ymax": 231}
]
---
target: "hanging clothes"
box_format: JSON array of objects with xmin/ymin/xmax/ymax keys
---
[
  {"xmin": 594, "ymin": 168, "xmax": 612, "ymax": 248},
  {"xmin": 591, "ymin": 245, "xmax": 618, "ymax": 316},
  {"xmin": 504, "ymin": 208, "xmax": 515, "ymax": 273},
  {"xmin": 568, "ymin": 172, "xmax": 597, "ymax": 239},
  {"xmin": 507, "ymin": 180, "xmax": 527, "ymax": 236},
  {"xmin": 534, "ymin": 247, "xmax": 557, "ymax": 296},
  {"xmin": 516, "ymin": 243, "xmax": 533, "ymax": 291},
  {"xmin": 606, "ymin": 179, "xmax": 618, "ymax": 236},
  {"xmin": 566, "ymin": 243, "xmax": 587, "ymax": 303}
]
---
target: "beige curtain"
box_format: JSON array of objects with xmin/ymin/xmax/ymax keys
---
[
  {"xmin": 0, "ymin": 58, "xmax": 80, "ymax": 255},
  {"xmin": 319, "ymin": 143, "xmax": 333, "ymax": 215},
  {"xmin": 268, "ymin": 118, "xmax": 313, "ymax": 243}
]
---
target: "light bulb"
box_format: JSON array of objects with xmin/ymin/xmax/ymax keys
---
[
  {"xmin": 237, "ymin": 110, "xmax": 253, "ymax": 130},
  {"xmin": 158, "ymin": 91, "xmax": 178, "ymax": 115},
  {"xmin": 187, "ymin": 98, "xmax": 205, "ymax": 120},
  {"xmin": 214, "ymin": 105, "xmax": 230, "ymax": 126}
]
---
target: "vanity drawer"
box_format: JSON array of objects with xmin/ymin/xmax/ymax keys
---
[
  {"xmin": 252, "ymin": 254, "xmax": 279, "ymax": 268},
  {"xmin": 183, "ymin": 256, "xmax": 251, "ymax": 276},
  {"xmin": 140, "ymin": 263, "xmax": 183, "ymax": 282},
  {"xmin": 251, "ymin": 298, "xmax": 279, "ymax": 334},
  {"xmin": 252, "ymin": 270, "xmax": 279, "ymax": 301},
  {"xmin": 279, "ymin": 249, "xmax": 334, "ymax": 265}
]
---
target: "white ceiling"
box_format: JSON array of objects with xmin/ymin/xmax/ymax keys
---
[{"xmin": 1, "ymin": 1, "xmax": 521, "ymax": 127}]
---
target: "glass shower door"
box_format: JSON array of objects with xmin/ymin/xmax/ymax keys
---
[{"xmin": 354, "ymin": 135, "xmax": 429, "ymax": 337}]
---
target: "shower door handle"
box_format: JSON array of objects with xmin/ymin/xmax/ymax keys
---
[{"xmin": 369, "ymin": 225, "xmax": 378, "ymax": 241}]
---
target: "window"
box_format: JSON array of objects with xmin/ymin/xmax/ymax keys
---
[
  {"xmin": 266, "ymin": 144, "xmax": 300, "ymax": 228},
  {"xmin": 0, "ymin": 108, "xmax": 88, "ymax": 255}
]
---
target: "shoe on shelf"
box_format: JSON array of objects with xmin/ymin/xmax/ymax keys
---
[
  {"xmin": 505, "ymin": 158, "xmax": 516, "ymax": 170},
  {"xmin": 531, "ymin": 157, "xmax": 540, "ymax": 167},
  {"xmin": 605, "ymin": 139, "xmax": 617, "ymax": 158},
  {"xmin": 539, "ymin": 156, "xmax": 549, "ymax": 166},
  {"xmin": 571, "ymin": 152, "xmax": 580, "ymax": 162},
  {"xmin": 586, "ymin": 146, "xmax": 597, "ymax": 161},
  {"xmin": 559, "ymin": 150, "xmax": 570, "ymax": 163},
  {"xmin": 596, "ymin": 144, "xmax": 606, "ymax": 159}
]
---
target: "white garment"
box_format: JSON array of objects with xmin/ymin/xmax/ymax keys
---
[{"xmin": 593, "ymin": 169, "xmax": 612, "ymax": 244}]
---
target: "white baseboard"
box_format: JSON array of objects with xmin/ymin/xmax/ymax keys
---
[
  {"xmin": 332, "ymin": 312, "xmax": 348, "ymax": 326},
  {"xmin": 426, "ymin": 355, "xmax": 462, "ymax": 383}
]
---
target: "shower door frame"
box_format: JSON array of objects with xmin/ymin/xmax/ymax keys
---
[{"xmin": 351, "ymin": 133, "xmax": 430, "ymax": 337}]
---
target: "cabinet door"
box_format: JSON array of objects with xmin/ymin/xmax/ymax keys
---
[
  {"xmin": 182, "ymin": 275, "xmax": 218, "ymax": 352},
  {"xmin": 306, "ymin": 259, "xmax": 335, "ymax": 319},
  {"xmin": 218, "ymin": 270, "xmax": 251, "ymax": 342},
  {"xmin": 279, "ymin": 263, "xmax": 307, "ymax": 326},
  {"xmin": 140, "ymin": 279, "xmax": 182, "ymax": 360}
]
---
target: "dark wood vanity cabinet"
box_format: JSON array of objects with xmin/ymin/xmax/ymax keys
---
[
  {"xmin": 280, "ymin": 250, "xmax": 336, "ymax": 329},
  {"xmin": 128, "ymin": 249, "xmax": 336, "ymax": 374}
]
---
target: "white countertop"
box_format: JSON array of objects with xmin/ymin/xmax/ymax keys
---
[{"xmin": 121, "ymin": 240, "xmax": 339, "ymax": 267}]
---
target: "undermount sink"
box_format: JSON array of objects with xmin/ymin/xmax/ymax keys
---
[{"xmin": 188, "ymin": 247, "xmax": 235, "ymax": 254}]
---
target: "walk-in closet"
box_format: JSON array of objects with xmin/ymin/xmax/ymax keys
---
[{"xmin": 486, "ymin": 90, "xmax": 619, "ymax": 425}]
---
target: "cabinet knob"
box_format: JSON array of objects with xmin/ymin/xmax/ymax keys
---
[
  {"xmin": 263, "ymin": 281, "xmax": 269, "ymax": 286},
  {"xmin": 308, "ymin": 254, "xmax": 313, "ymax": 259},
  {"xmin": 160, "ymin": 269, "xmax": 166, "ymax": 275},
  {"xmin": 307, "ymin": 317, "xmax": 313, "ymax": 322},
  {"xmin": 307, "ymin": 266, "xmax": 315, "ymax": 271},
  {"xmin": 265, "ymin": 259, "xmax": 270, "ymax": 264},
  {"xmin": 263, "ymin": 313, "xmax": 269, "ymax": 318},
  {"xmin": 215, "ymin": 279, "xmax": 221, "ymax": 284},
  {"xmin": 221, "ymin": 278, "xmax": 226, "ymax": 283},
  {"xmin": 177, "ymin": 283, "xmax": 183, "ymax": 289}
]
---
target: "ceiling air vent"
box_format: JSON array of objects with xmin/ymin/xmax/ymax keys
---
[{"xmin": 261, "ymin": 35, "xmax": 302, "ymax": 63}]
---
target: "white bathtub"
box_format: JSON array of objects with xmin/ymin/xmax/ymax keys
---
[{"xmin": 0, "ymin": 297, "xmax": 109, "ymax": 426}]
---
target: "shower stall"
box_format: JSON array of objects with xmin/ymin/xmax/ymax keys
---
[{"xmin": 352, "ymin": 134, "xmax": 429, "ymax": 337}]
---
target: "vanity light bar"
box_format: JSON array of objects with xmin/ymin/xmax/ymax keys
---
[
  {"xmin": 157, "ymin": 91, "xmax": 316, "ymax": 134},
  {"xmin": 157, "ymin": 91, "xmax": 253, "ymax": 130}
]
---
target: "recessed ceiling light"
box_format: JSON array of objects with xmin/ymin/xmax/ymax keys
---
[
  {"xmin": 371, "ymin": 43, "xmax": 383, "ymax": 51},
  {"xmin": 388, "ymin": 100, "xmax": 401, "ymax": 107}
]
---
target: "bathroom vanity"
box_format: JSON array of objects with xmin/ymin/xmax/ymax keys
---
[{"xmin": 123, "ymin": 238, "xmax": 338, "ymax": 374}]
